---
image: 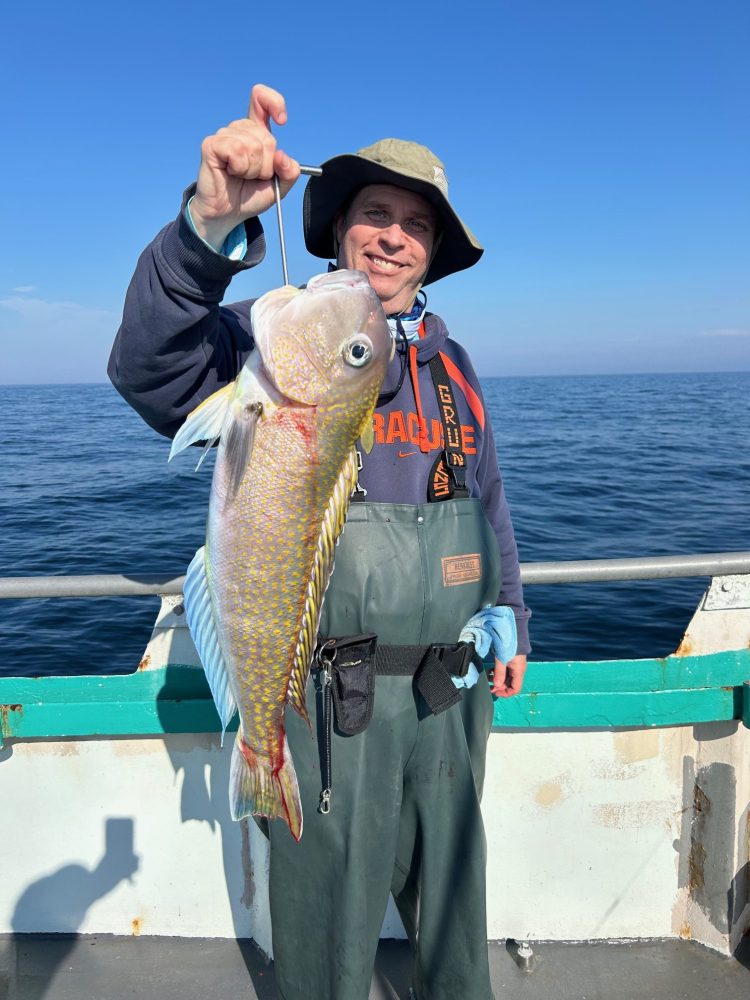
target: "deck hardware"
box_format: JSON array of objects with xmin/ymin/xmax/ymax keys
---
[
  {"xmin": 703, "ymin": 575, "xmax": 750, "ymax": 611},
  {"xmin": 516, "ymin": 939, "xmax": 534, "ymax": 972}
]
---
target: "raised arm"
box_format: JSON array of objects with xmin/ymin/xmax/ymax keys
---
[{"xmin": 108, "ymin": 85, "xmax": 300, "ymax": 438}]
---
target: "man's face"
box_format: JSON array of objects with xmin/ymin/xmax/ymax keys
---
[{"xmin": 335, "ymin": 184, "xmax": 437, "ymax": 316}]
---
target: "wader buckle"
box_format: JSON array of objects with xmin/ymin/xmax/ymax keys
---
[
  {"xmin": 443, "ymin": 450, "xmax": 467, "ymax": 492},
  {"xmin": 430, "ymin": 640, "xmax": 475, "ymax": 678}
]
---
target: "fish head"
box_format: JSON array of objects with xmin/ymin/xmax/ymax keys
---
[{"xmin": 250, "ymin": 270, "xmax": 391, "ymax": 409}]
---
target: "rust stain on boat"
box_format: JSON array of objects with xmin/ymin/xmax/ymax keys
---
[
  {"xmin": 613, "ymin": 729, "xmax": 660, "ymax": 764},
  {"xmin": 534, "ymin": 782, "xmax": 565, "ymax": 808},
  {"xmin": 0, "ymin": 704, "xmax": 23, "ymax": 735},
  {"xmin": 137, "ymin": 654, "xmax": 151, "ymax": 672},
  {"xmin": 131, "ymin": 917, "xmax": 143, "ymax": 936},
  {"xmin": 688, "ymin": 784, "xmax": 710, "ymax": 893},
  {"xmin": 679, "ymin": 921, "xmax": 692, "ymax": 940},
  {"xmin": 594, "ymin": 800, "xmax": 671, "ymax": 828},
  {"xmin": 112, "ymin": 738, "xmax": 162, "ymax": 757},
  {"xmin": 675, "ymin": 635, "xmax": 694, "ymax": 657}
]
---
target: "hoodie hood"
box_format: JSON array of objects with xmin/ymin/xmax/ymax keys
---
[{"xmin": 379, "ymin": 311, "xmax": 448, "ymax": 400}]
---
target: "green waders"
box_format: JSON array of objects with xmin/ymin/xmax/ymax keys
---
[{"xmin": 269, "ymin": 500, "xmax": 501, "ymax": 1000}]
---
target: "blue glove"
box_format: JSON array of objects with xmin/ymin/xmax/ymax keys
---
[{"xmin": 452, "ymin": 606, "xmax": 518, "ymax": 689}]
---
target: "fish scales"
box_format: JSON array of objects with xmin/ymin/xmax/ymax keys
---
[{"xmin": 209, "ymin": 406, "xmax": 351, "ymax": 757}]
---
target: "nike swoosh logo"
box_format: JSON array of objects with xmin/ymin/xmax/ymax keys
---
[{"xmin": 398, "ymin": 451, "xmax": 417, "ymax": 458}]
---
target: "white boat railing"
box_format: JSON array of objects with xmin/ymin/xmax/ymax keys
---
[{"xmin": 1, "ymin": 551, "xmax": 749, "ymax": 599}]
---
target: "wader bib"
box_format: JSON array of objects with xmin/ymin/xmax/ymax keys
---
[{"xmin": 268, "ymin": 355, "xmax": 502, "ymax": 1000}]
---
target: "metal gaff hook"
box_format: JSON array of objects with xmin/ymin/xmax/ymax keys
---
[{"xmin": 273, "ymin": 164, "xmax": 323, "ymax": 286}]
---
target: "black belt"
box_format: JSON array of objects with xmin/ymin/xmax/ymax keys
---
[
  {"xmin": 312, "ymin": 638, "xmax": 475, "ymax": 716},
  {"xmin": 374, "ymin": 641, "xmax": 474, "ymax": 715}
]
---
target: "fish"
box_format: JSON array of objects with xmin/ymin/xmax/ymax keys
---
[{"xmin": 169, "ymin": 269, "xmax": 391, "ymax": 840}]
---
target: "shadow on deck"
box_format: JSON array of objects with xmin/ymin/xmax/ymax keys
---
[{"xmin": 1, "ymin": 934, "xmax": 748, "ymax": 999}]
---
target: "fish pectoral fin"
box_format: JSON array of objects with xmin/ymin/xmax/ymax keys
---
[
  {"xmin": 223, "ymin": 401, "xmax": 261, "ymax": 502},
  {"xmin": 183, "ymin": 545, "xmax": 237, "ymax": 737},
  {"xmin": 359, "ymin": 419, "xmax": 375, "ymax": 454},
  {"xmin": 169, "ymin": 382, "xmax": 236, "ymax": 463}
]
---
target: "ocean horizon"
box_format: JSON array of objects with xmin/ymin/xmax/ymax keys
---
[{"xmin": 3, "ymin": 367, "xmax": 748, "ymax": 388}]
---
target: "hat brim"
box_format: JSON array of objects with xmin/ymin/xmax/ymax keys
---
[{"xmin": 303, "ymin": 153, "xmax": 483, "ymax": 286}]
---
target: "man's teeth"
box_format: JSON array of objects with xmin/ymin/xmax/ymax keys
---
[{"xmin": 370, "ymin": 256, "xmax": 400, "ymax": 272}]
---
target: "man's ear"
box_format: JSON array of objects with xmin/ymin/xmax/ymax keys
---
[{"xmin": 333, "ymin": 210, "xmax": 344, "ymax": 258}]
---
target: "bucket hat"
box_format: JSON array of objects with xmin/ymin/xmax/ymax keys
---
[{"xmin": 303, "ymin": 138, "xmax": 483, "ymax": 286}]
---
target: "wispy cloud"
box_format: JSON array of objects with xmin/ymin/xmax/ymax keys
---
[
  {"xmin": 0, "ymin": 295, "xmax": 119, "ymax": 383},
  {"xmin": 11, "ymin": 285, "xmax": 37, "ymax": 293},
  {"xmin": 0, "ymin": 295, "xmax": 115, "ymax": 324},
  {"xmin": 698, "ymin": 327, "xmax": 750, "ymax": 338}
]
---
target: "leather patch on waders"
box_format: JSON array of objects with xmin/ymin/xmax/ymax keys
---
[{"xmin": 441, "ymin": 553, "xmax": 482, "ymax": 587}]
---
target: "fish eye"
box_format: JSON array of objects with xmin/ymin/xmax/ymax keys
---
[{"xmin": 343, "ymin": 336, "xmax": 373, "ymax": 368}]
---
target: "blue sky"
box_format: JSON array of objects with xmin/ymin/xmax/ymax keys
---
[{"xmin": 1, "ymin": 0, "xmax": 748, "ymax": 383}]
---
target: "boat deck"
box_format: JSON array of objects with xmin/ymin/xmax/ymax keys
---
[{"xmin": 1, "ymin": 935, "xmax": 748, "ymax": 999}]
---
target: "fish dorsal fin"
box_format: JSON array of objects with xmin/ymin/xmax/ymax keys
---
[
  {"xmin": 169, "ymin": 383, "xmax": 236, "ymax": 463},
  {"xmin": 286, "ymin": 448, "xmax": 359, "ymax": 722},
  {"xmin": 183, "ymin": 545, "xmax": 238, "ymax": 739}
]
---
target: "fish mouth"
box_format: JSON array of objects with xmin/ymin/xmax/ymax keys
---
[{"xmin": 306, "ymin": 269, "xmax": 371, "ymax": 293}]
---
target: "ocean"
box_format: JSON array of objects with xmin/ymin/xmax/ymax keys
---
[{"xmin": 1, "ymin": 372, "xmax": 748, "ymax": 676}]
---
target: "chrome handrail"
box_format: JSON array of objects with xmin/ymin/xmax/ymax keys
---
[
  {"xmin": 521, "ymin": 551, "xmax": 750, "ymax": 584},
  {"xmin": 1, "ymin": 552, "xmax": 749, "ymax": 599}
]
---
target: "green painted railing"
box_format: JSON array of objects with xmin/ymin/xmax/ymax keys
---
[{"xmin": 2, "ymin": 650, "xmax": 749, "ymax": 748}]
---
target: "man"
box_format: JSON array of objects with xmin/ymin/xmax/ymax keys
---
[{"xmin": 109, "ymin": 84, "xmax": 531, "ymax": 1000}]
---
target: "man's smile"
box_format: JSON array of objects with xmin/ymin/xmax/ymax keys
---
[{"xmin": 367, "ymin": 254, "xmax": 404, "ymax": 273}]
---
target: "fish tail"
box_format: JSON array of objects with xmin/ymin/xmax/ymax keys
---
[{"xmin": 230, "ymin": 729, "xmax": 303, "ymax": 841}]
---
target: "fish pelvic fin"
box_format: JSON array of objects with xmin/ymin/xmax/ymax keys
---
[
  {"xmin": 169, "ymin": 382, "xmax": 236, "ymax": 464},
  {"xmin": 230, "ymin": 729, "xmax": 303, "ymax": 842},
  {"xmin": 183, "ymin": 545, "xmax": 237, "ymax": 739},
  {"xmin": 287, "ymin": 448, "xmax": 359, "ymax": 722}
]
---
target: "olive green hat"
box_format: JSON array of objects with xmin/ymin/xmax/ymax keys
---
[{"xmin": 303, "ymin": 138, "xmax": 483, "ymax": 285}]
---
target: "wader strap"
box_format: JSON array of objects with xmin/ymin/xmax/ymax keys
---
[{"xmin": 427, "ymin": 352, "xmax": 470, "ymax": 502}]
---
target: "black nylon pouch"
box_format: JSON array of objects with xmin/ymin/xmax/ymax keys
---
[{"xmin": 322, "ymin": 634, "xmax": 378, "ymax": 737}]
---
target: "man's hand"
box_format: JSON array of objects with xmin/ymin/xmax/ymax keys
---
[
  {"xmin": 490, "ymin": 654, "xmax": 527, "ymax": 698},
  {"xmin": 190, "ymin": 84, "xmax": 301, "ymax": 249}
]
